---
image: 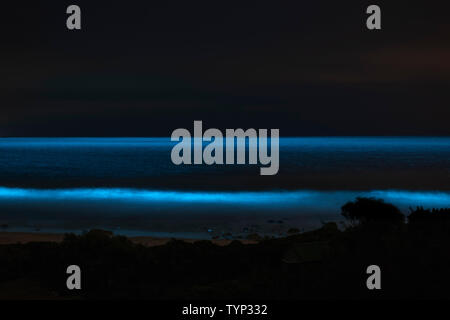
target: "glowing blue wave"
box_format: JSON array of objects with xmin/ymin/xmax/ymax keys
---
[
  {"xmin": 0, "ymin": 187, "xmax": 449, "ymax": 209},
  {"xmin": 0, "ymin": 187, "xmax": 308, "ymax": 205}
]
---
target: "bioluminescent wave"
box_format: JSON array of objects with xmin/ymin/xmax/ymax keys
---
[
  {"xmin": 1, "ymin": 137, "xmax": 450, "ymax": 190},
  {"xmin": 0, "ymin": 187, "xmax": 306, "ymax": 205},
  {"xmin": 370, "ymin": 190, "xmax": 450, "ymax": 207},
  {"xmin": 0, "ymin": 187, "xmax": 449, "ymax": 209}
]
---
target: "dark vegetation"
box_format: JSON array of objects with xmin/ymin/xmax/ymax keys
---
[{"xmin": 1, "ymin": 197, "xmax": 450, "ymax": 299}]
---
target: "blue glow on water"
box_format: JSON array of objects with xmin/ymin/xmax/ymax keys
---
[
  {"xmin": 0, "ymin": 187, "xmax": 309, "ymax": 205},
  {"xmin": 370, "ymin": 190, "xmax": 450, "ymax": 207},
  {"xmin": 1, "ymin": 137, "xmax": 449, "ymax": 187},
  {"xmin": 0, "ymin": 137, "xmax": 449, "ymax": 235},
  {"xmin": 0, "ymin": 187, "xmax": 449, "ymax": 209}
]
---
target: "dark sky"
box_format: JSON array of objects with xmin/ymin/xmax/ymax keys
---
[{"xmin": 1, "ymin": 1, "xmax": 449, "ymax": 136}]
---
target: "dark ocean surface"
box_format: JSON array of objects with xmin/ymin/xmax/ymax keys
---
[{"xmin": 0, "ymin": 137, "xmax": 449, "ymax": 238}]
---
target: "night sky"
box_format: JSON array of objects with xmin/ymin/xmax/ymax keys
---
[{"xmin": 1, "ymin": 1, "xmax": 449, "ymax": 137}]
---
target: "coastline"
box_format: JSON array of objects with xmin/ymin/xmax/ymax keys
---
[{"xmin": 0, "ymin": 231, "xmax": 259, "ymax": 247}]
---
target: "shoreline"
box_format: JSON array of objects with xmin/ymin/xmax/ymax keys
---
[
  {"xmin": 2, "ymin": 203, "xmax": 450, "ymax": 299},
  {"xmin": 0, "ymin": 231, "xmax": 259, "ymax": 247}
]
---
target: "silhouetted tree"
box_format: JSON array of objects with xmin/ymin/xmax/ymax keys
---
[{"xmin": 341, "ymin": 197, "xmax": 404, "ymax": 227}]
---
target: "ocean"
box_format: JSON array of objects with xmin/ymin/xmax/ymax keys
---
[{"xmin": 0, "ymin": 137, "xmax": 449, "ymax": 238}]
